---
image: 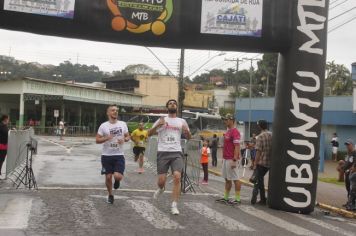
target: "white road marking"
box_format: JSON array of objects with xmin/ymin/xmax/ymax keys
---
[
  {"xmin": 127, "ymin": 200, "xmax": 184, "ymax": 230},
  {"xmin": 40, "ymin": 138, "xmax": 69, "ymax": 150},
  {"xmin": 0, "ymin": 198, "xmax": 32, "ymax": 229},
  {"xmin": 290, "ymin": 213, "xmax": 355, "ymax": 236},
  {"xmin": 239, "ymin": 205, "xmax": 321, "ymax": 236},
  {"xmin": 347, "ymin": 222, "xmax": 356, "ymax": 228},
  {"xmin": 184, "ymin": 202, "xmax": 254, "ymax": 232},
  {"xmin": 38, "ymin": 187, "xmax": 219, "ymax": 196},
  {"xmin": 70, "ymin": 198, "xmax": 103, "ymax": 228},
  {"xmin": 89, "ymin": 195, "xmax": 130, "ymax": 200}
]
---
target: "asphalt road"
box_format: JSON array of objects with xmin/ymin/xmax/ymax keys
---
[{"xmin": 0, "ymin": 137, "xmax": 355, "ymax": 236}]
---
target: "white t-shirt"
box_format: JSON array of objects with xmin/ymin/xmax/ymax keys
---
[
  {"xmin": 154, "ymin": 117, "xmax": 190, "ymax": 152},
  {"xmin": 97, "ymin": 121, "xmax": 128, "ymax": 156},
  {"xmin": 59, "ymin": 121, "xmax": 64, "ymax": 130}
]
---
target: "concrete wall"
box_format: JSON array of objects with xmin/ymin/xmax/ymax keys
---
[
  {"xmin": 213, "ymin": 87, "xmax": 235, "ymax": 109},
  {"xmin": 184, "ymin": 90, "xmax": 213, "ymax": 109},
  {"xmin": 136, "ymin": 75, "xmax": 178, "ymax": 107}
]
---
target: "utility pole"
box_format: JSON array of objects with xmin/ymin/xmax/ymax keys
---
[
  {"xmin": 242, "ymin": 57, "xmax": 260, "ymax": 139},
  {"xmin": 224, "ymin": 58, "xmax": 240, "ymax": 86},
  {"xmin": 178, "ymin": 49, "xmax": 185, "ymax": 117}
]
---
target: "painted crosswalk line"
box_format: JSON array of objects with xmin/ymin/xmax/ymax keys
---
[
  {"xmin": 70, "ymin": 198, "xmax": 103, "ymax": 228},
  {"xmin": 0, "ymin": 198, "xmax": 32, "ymax": 229},
  {"xmin": 290, "ymin": 213, "xmax": 355, "ymax": 236},
  {"xmin": 239, "ymin": 205, "xmax": 321, "ymax": 236},
  {"xmin": 127, "ymin": 200, "xmax": 184, "ymax": 230},
  {"xmin": 185, "ymin": 202, "xmax": 254, "ymax": 232}
]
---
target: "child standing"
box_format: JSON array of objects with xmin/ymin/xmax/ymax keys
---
[
  {"xmin": 200, "ymin": 139, "xmax": 210, "ymax": 185},
  {"xmin": 346, "ymin": 162, "xmax": 356, "ymax": 211}
]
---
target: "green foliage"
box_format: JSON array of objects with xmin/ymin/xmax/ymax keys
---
[
  {"xmin": 0, "ymin": 57, "xmax": 105, "ymax": 83},
  {"xmin": 326, "ymin": 61, "xmax": 352, "ymax": 96},
  {"xmin": 219, "ymin": 107, "xmax": 234, "ymax": 117}
]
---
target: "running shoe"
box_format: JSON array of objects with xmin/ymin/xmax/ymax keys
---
[
  {"xmin": 171, "ymin": 205, "xmax": 180, "ymax": 215},
  {"xmin": 215, "ymin": 198, "xmax": 229, "ymax": 204},
  {"xmin": 114, "ymin": 180, "xmax": 120, "ymax": 190},
  {"xmin": 107, "ymin": 195, "xmax": 114, "ymax": 204},
  {"xmin": 229, "ymin": 199, "xmax": 241, "ymax": 205},
  {"xmin": 153, "ymin": 187, "xmax": 165, "ymax": 199},
  {"xmin": 201, "ymin": 181, "xmax": 208, "ymax": 185}
]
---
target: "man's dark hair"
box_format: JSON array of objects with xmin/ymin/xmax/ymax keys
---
[
  {"xmin": 166, "ymin": 99, "xmax": 177, "ymax": 108},
  {"xmin": 107, "ymin": 104, "xmax": 117, "ymax": 111},
  {"xmin": 1, "ymin": 115, "xmax": 9, "ymax": 122},
  {"xmin": 257, "ymin": 120, "xmax": 268, "ymax": 130}
]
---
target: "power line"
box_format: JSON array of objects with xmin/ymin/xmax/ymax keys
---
[
  {"xmin": 329, "ymin": 6, "xmax": 356, "ymax": 22},
  {"xmin": 145, "ymin": 47, "xmax": 177, "ymax": 77},
  {"xmin": 330, "ymin": 0, "xmax": 344, "ymax": 6},
  {"xmin": 330, "ymin": 0, "xmax": 349, "ymax": 10},
  {"xmin": 328, "ymin": 15, "xmax": 356, "ymax": 33}
]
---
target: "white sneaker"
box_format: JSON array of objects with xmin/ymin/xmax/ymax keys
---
[
  {"xmin": 171, "ymin": 205, "xmax": 180, "ymax": 215},
  {"xmin": 153, "ymin": 187, "xmax": 164, "ymax": 199}
]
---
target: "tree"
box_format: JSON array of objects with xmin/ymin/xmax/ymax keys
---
[
  {"xmin": 123, "ymin": 64, "xmax": 160, "ymax": 75},
  {"xmin": 255, "ymin": 53, "xmax": 278, "ymax": 97},
  {"xmin": 326, "ymin": 61, "xmax": 352, "ymax": 95}
]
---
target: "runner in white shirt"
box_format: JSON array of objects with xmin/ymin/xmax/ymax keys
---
[
  {"xmin": 148, "ymin": 99, "xmax": 191, "ymax": 215},
  {"xmin": 96, "ymin": 104, "xmax": 130, "ymax": 204}
]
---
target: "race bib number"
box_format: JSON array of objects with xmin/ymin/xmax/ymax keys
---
[
  {"xmin": 110, "ymin": 142, "xmax": 120, "ymax": 149},
  {"xmin": 166, "ymin": 135, "xmax": 176, "ymax": 143}
]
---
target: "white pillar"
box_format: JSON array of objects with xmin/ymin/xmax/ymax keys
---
[{"xmin": 19, "ymin": 94, "xmax": 25, "ymax": 128}]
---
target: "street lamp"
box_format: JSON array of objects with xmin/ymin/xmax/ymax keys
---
[
  {"xmin": 0, "ymin": 71, "xmax": 12, "ymax": 79},
  {"xmin": 52, "ymin": 74, "xmax": 62, "ymax": 81},
  {"xmin": 188, "ymin": 52, "xmax": 226, "ymax": 77}
]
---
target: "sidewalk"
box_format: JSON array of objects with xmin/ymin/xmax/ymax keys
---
[{"xmin": 209, "ymin": 148, "xmax": 349, "ymax": 209}]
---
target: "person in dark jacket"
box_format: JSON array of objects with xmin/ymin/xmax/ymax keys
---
[
  {"xmin": 0, "ymin": 115, "xmax": 10, "ymax": 175},
  {"xmin": 343, "ymin": 139, "xmax": 356, "ymax": 206},
  {"xmin": 210, "ymin": 134, "xmax": 219, "ymax": 167},
  {"xmin": 346, "ymin": 162, "xmax": 356, "ymax": 211}
]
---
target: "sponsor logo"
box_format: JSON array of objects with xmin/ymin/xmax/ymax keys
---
[{"xmin": 107, "ymin": 0, "xmax": 173, "ymax": 35}]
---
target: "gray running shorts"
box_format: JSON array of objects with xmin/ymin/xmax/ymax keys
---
[{"xmin": 157, "ymin": 151, "xmax": 184, "ymax": 175}]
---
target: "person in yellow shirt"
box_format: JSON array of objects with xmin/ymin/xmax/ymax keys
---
[{"xmin": 131, "ymin": 122, "xmax": 148, "ymax": 173}]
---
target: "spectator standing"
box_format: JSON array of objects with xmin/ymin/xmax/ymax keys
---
[
  {"xmin": 343, "ymin": 139, "xmax": 356, "ymax": 206},
  {"xmin": 215, "ymin": 113, "xmax": 242, "ymax": 204},
  {"xmin": 346, "ymin": 163, "xmax": 356, "ymax": 211},
  {"xmin": 210, "ymin": 134, "xmax": 218, "ymax": 167},
  {"xmin": 0, "ymin": 115, "xmax": 9, "ymax": 176},
  {"xmin": 200, "ymin": 139, "xmax": 210, "ymax": 185},
  {"xmin": 251, "ymin": 120, "xmax": 272, "ymax": 205},
  {"xmin": 331, "ymin": 133, "xmax": 339, "ymax": 161}
]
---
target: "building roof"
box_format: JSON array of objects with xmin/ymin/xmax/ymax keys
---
[
  {"xmin": 102, "ymin": 74, "xmax": 136, "ymax": 82},
  {"xmin": 8, "ymin": 77, "xmax": 144, "ymax": 96}
]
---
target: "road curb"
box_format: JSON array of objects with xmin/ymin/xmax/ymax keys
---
[{"xmin": 208, "ymin": 168, "xmax": 356, "ymax": 219}]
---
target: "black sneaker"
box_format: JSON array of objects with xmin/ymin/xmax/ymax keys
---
[
  {"xmin": 215, "ymin": 198, "xmax": 229, "ymax": 204},
  {"xmin": 114, "ymin": 180, "xmax": 120, "ymax": 190},
  {"xmin": 107, "ymin": 195, "xmax": 114, "ymax": 204},
  {"xmin": 257, "ymin": 200, "xmax": 267, "ymax": 205}
]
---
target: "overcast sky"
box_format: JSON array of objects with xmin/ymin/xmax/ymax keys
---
[{"xmin": 0, "ymin": 1, "xmax": 355, "ymax": 78}]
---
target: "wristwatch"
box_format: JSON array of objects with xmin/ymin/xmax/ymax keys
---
[{"xmin": 232, "ymin": 159, "xmax": 237, "ymax": 162}]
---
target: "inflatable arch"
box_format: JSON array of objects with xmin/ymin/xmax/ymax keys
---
[{"xmin": 0, "ymin": 0, "xmax": 329, "ymax": 214}]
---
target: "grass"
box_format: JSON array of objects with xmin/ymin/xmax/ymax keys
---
[{"xmin": 318, "ymin": 177, "xmax": 345, "ymax": 186}]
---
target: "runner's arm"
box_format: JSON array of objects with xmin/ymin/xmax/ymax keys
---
[
  {"xmin": 124, "ymin": 132, "xmax": 130, "ymax": 142},
  {"xmin": 96, "ymin": 134, "xmax": 112, "ymax": 144}
]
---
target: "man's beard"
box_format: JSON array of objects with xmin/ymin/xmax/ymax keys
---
[{"xmin": 168, "ymin": 107, "xmax": 177, "ymax": 114}]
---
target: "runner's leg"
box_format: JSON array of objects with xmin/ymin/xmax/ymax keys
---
[
  {"xmin": 172, "ymin": 171, "xmax": 181, "ymax": 202},
  {"xmin": 106, "ymin": 173, "xmax": 113, "ymax": 196}
]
